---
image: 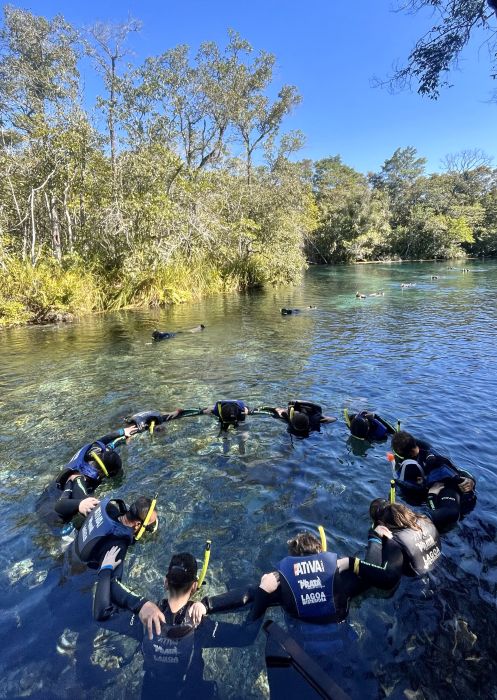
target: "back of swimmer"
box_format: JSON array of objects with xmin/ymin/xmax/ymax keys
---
[
  {"xmin": 265, "ymin": 400, "xmax": 336, "ymax": 437},
  {"xmin": 93, "ymin": 547, "xmax": 263, "ymax": 699},
  {"xmin": 391, "ymin": 430, "xmax": 476, "ymax": 525},
  {"xmin": 202, "ymin": 400, "xmax": 249, "ymax": 429}
]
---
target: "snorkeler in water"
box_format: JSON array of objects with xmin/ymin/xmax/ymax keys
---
[{"xmin": 152, "ymin": 324, "xmax": 205, "ymax": 341}]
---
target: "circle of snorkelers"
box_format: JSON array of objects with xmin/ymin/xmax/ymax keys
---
[{"xmin": 36, "ymin": 399, "xmax": 477, "ymax": 699}]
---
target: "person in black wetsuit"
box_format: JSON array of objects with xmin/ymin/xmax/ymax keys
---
[
  {"xmin": 345, "ymin": 409, "xmax": 396, "ymax": 441},
  {"xmin": 35, "ymin": 425, "xmax": 137, "ymax": 532},
  {"xmin": 391, "ymin": 430, "xmax": 476, "ymax": 529},
  {"xmin": 258, "ymin": 400, "xmax": 336, "ymax": 438},
  {"xmin": 280, "ymin": 306, "xmax": 317, "ymax": 315},
  {"xmin": 152, "ymin": 324, "xmax": 205, "ymax": 341},
  {"xmin": 124, "ymin": 408, "xmax": 189, "ymax": 434},
  {"xmin": 93, "ymin": 546, "xmax": 264, "ymax": 699},
  {"xmin": 202, "ymin": 399, "xmax": 250, "ymax": 429},
  {"xmin": 343, "ymin": 499, "xmax": 442, "ymax": 590}
]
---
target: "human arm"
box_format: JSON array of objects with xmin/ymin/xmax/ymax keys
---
[
  {"xmin": 53, "ymin": 476, "xmax": 98, "ymax": 519},
  {"xmin": 344, "ymin": 534, "xmax": 404, "ymax": 590},
  {"xmin": 320, "ymin": 415, "xmax": 337, "ymax": 424},
  {"xmin": 93, "ymin": 547, "xmax": 165, "ymax": 638}
]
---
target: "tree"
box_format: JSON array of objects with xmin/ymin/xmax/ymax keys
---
[
  {"xmin": 384, "ymin": 1, "xmax": 497, "ymax": 97},
  {"xmin": 370, "ymin": 147, "xmax": 426, "ymax": 226}
]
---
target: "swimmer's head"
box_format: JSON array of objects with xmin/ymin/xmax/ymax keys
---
[
  {"xmin": 369, "ymin": 498, "xmax": 389, "ymax": 525},
  {"xmin": 289, "ymin": 410, "xmax": 309, "ymax": 436},
  {"xmin": 166, "ymin": 553, "xmax": 198, "ymax": 594},
  {"xmin": 350, "ymin": 414, "xmax": 369, "ymax": 440},
  {"xmin": 391, "ymin": 431, "xmax": 418, "ymax": 459},
  {"xmin": 287, "ymin": 532, "xmax": 322, "ymax": 556},
  {"xmin": 218, "ymin": 402, "xmax": 240, "ymax": 425},
  {"xmin": 94, "ymin": 449, "xmax": 122, "ymax": 479}
]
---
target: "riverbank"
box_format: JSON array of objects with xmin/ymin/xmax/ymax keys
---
[{"xmin": 1, "ymin": 255, "xmax": 487, "ymax": 328}]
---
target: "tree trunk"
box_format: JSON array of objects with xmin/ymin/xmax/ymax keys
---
[{"xmin": 50, "ymin": 193, "xmax": 62, "ymax": 261}]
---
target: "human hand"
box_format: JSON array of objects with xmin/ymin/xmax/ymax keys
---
[
  {"xmin": 139, "ymin": 601, "xmax": 165, "ymax": 640},
  {"xmin": 337, "ymin": 557, "xmax": 349, "ymax": 571},
  {"xmin": 428, "ymin": 482, "xmax": 444, "ymax": 496},
  {"xmin": 124, "ymin": 425, "xmax": 138, "ymax": 438},
  {"xmin": 458, "ymin": 478, "xmax": 475, "ymax": 493},
  {"xmin": 100, "ymin": 545, "xmax": 122, "ymax": 570},
  {"xmin": 374, "ymin": 525, "xmax": 393, "ymax": 539},
  {"xmin": 259, "ymin": 572, "xmax": 280, "ymax": 593},
  {"xmin": 78, "ymin": 497, "xmax": 99, "ymax": 516},
  {"xmin": 189, "ymin": 601, "xmax": 207, "ymax": 626}
]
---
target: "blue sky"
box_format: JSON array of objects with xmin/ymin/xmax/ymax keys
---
[{"xmin": 14, "ymin": 0, "xmax": 497, "ymax": 174}]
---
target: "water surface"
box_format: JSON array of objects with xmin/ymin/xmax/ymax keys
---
[{"xmin": 1, "ymin": 261, "xmax": 496, "ymax": 699}]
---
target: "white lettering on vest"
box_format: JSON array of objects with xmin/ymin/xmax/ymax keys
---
[
  {"xmin": 297, "ymin": 576, "xmax": 323, "ymax": 590},
  {"xmin": 423, "ymin": 547, "xmax": 441, "ymax": 569},
  {"xmin": 293, "ymin": 560, "xmax": 325, "ymax": 576},
  {"xmin": 300, "ymin": 591, "xmax": 327, "ymax": 606}
]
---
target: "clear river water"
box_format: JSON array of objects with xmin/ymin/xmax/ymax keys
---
[{"xmin": 1, "ymin": 261, "xmax": 496, "ymax": 699}]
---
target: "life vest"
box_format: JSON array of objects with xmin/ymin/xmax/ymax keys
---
[
  {"xmin": 65, "ymin": 440, "xmax": 109, "ymax": 482},
  {"xmin": 392, "ymin": 519, "xmax": 441, "ymax": 576},
  {"xmin": 75, "ymin": 497, "xmax": 134, "ymax": 564},
  {"xmin": 125, "ymin": 411, "xmax": 164, "ymax": 432},
  {"xmin": 142, "ymin": 601, "xmax": 196, "ymax": 673},
  {"xmin": 278, "ymin": 552, "xmax": 337, "ymax": 620}
]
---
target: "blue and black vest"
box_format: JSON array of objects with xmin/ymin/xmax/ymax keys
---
[
  {"xmin": 75, "ymin": 497, "xmax": 134, "ymax": 564},
  {"xmin": 66, "ymin": 440, "xmax": 108, "ymax": 481},
  {"xmin": 278, "ymin": 552, "xmax": 337, "ymax": 620}
]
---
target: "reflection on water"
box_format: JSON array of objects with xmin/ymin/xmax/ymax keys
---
[{"xmin": 1, "ymin": 261, "xmax": 497, "ymax": 698}]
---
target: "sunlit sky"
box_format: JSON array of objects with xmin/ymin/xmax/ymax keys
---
[{"xmin": 14, "ymin": 0, "xmax": 497, "ymax": 173}]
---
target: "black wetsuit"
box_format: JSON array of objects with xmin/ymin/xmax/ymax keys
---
[
  {"xmin": 93, "ymin": 569, "xmax": 262, "ymax": 699},
  {"xmin": 35, "ymin": 430, "xmax": 126, "ymax": 529},
  {"xmin": 394, "ymin": 439, "xmax": 476, "ymax": 528},
  {"xmin": 272, "ymin": 401, "xmax": 325, "ymax": 435}
]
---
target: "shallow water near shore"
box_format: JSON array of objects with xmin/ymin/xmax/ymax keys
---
[{"xmin": 1, "ymin": 260, "xmax": 497, "ymax": 699}]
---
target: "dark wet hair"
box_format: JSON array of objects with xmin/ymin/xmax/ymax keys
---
[
  {"xmin": 287, "ymin": 532, "xmax": 322, "ymax": 556},
  {"xmin": 370, "ymin": 499, "xmax": 422, "ymax": 531},
  {"xmin": 391, "ymin": 431, "xmax": 418, "ymax": 459},
  {"xmin": 100, "ymin": 450, "xmax": 122, "ymax": 478},
  {"xmin": 219, "ymin": 402, "xmax": 239, "ymax": 425},
  {"xmin": 350, "ymin": 415, "xmax": 369, "ymax": 440},
  {"xmin": 166, "ymin": 553, "xmax": 198, "ymax": 594},
  {"xmin": 128, "ymin": 496, "xmax": 154, "ymax": 523},
  {"xmin": 289, "ymin": 411, "xmax": 310, "ymax": 435}
]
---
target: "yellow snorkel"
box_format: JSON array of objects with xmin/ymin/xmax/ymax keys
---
[
  {"xmin": 89, "ymin": 451, "xmax": 109, "ymax": 478},
  {"xmin": 317, "ymin": 525, "xmax": 327, "ymax": 552},
  {"xmin": 135, "ymin": 493, "xmax": 158, "ymax": 541},
  {"xmin": 343, "ymin": 408, "xmax": 351, "ymax": 428},
  {"xmin": 149, "ymin": 420, "xmax": 155, "ymax": 435},
  {"xmin": 389, "ymin": 479, "xmax": 396, "ymax": 504},
  {"xmin": 197, "ymin": 540, "xmax": 211, "ymax": 588}
]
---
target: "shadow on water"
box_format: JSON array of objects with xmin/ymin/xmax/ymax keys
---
[{"xmin": 1, "ymin": 260, "xmax": 497, "ymax": 698}]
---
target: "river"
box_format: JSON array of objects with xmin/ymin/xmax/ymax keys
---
[{"xmin": 0, "ymin": 260, "xmax": 496, "ymax": 699}]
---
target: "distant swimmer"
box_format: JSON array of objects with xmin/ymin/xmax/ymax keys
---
[
  {"xmin": 401, "ymin": 283, "xmax": 416, "ymax": 288},
  {"xmin": 152, "ymin": 324, "xmax": 205, "ymax": 341},
  {"xmin": 281, "ymin": 306, "xmax": 317, "ymax": 315},
  {"xmin": 368, "ymin": 291, "xmax": 384, "ymax": 297},
  {"xmin": 355, "ymin": 292, "xmax": 366, "ymax": 299},
  {"xmin": 431, "ymin": 276, "xmax": 439, "ymax": 280}
]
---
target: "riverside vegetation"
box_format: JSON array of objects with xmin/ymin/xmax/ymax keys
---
[{"xmin": 0, "ymin": 7, "xmax": 496, "ymax": 326}]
